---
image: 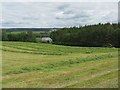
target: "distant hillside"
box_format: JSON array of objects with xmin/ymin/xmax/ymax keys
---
[{"xmin": 2, "ymin": 28, "xmax": 59, "ymax": 32}]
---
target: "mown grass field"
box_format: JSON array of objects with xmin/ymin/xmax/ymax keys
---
[{"xmin": 2, "ymin": 41, "xmax": 118, "ymax": 88}]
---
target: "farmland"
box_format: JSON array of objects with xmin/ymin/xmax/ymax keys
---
[{"xmin": 2, "ymin": 41, "xmax": 118, "ymax": 88}]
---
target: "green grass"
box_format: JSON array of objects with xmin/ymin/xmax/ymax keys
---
[{"xmin": 2, "ymin": 41, "xmax": 118, "ymax": 88}]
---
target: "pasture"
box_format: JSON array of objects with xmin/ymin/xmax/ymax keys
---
[{"xmin": 2, "ymin": 41, "xmax": 118, "ymax": 88}]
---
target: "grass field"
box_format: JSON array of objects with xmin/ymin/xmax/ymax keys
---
[
  {"xmin": 9, "ymin": 31, "xmax": 48, "ymax": 34},
  {"xmin": 2, "ymin": 41, "xmax": 118, "ymax": 88}
]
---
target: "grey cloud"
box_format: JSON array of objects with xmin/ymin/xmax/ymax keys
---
[
  {"xmin": 57, "ymin": 3, "xmax": 70, "ymax": 10},
  {"xmin": 55, "ymin": 3, "xmax": 92, "ymax": 21},
  {"xmin": 55, "ymin": 10, "xmax": 91, "ymax": 21}
]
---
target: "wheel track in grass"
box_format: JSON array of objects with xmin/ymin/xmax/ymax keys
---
[
  {"xmin": 92, "ymin": 78, "xmax": 118, "ymax": 88},
  {"xmin": 3, "ymin": 57, "xmax": 117, "ymax": 88},
  {"xmin": 33, "ymin": 60, "xmax": 117, "ymax": 88},
  {"xmin": 65, "ymin": 70, "xmax": 118, "ymax": 88}
]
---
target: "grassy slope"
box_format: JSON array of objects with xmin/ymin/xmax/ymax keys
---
[{"xmin": 2, "ymin": 41, "xmax": 118, "ymax": 88}]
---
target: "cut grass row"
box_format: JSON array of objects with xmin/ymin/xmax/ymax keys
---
[
  {"xmin": 2, "ymin": 42, "xmax": 117, "ymax": 55},
  {"xmin": 2, "ymin": 41, "xmax": 118, "ymax": 88},
  {"xmin": 4, "ymin": 52, "xmax": 117, "ymax": 75},
  {"xmin": 3, "ymin": 57, "xmax": 118, "ymax": 88}
]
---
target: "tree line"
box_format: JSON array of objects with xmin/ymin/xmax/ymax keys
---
[
  {"xmin": 2, "ymin": 31, "xmax": 36, "ymax": 42},
  {"xmin": 1, "ymin": 29, "xmax": 51, "ymax": 42},
  {"xmin": 1, "ymin": 23, "xmax": 120, "ymax": 47},
  {"xmin": 50, "ymin": 23, "xmax": 120, "ymax": 47}
]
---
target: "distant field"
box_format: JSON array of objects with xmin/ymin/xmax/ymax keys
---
[
  {"xmin": 9, "ymin": 31, "xmax": 47, "ymax": 34},
  {"xmin": 2, "ymin": 41, "xmax": 118, "ymax": 88}
]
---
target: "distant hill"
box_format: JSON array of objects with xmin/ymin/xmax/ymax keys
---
[{"xmin": 2, "ymin": 28, "xmax": 59, "ymax": 32}]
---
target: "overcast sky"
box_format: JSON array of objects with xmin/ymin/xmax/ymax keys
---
[{"xmin": 1, "ymin": 2, "xmax": 118, "ymax": 28}]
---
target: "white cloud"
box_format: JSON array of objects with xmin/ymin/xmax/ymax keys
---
[{"xmin": 1, "ymin": 2, "xmax": 118, "ymax": 28}]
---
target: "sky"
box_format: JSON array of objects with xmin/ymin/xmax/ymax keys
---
[
  {"xmin": 0, "ymin": 0, "xmax": 119, "ymax": 2},
  {"xmin": 1, "ymin": 1, "xmax": 118, "ymax": 28}
]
